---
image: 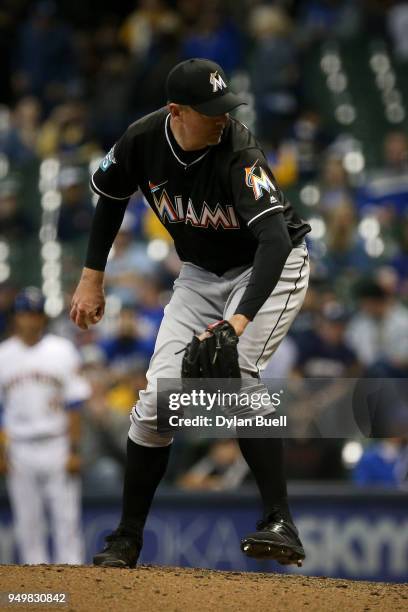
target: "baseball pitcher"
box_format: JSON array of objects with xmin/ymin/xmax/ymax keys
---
[{"xmin": 71, "ymin": 59, "xmax": 311, "ymax": 568}]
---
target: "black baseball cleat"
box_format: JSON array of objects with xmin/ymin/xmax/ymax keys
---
[
  {"xmin": 93, "ymin": 528, "xmax": 143, "ymax": 568},
  {"xmin": 241, "ymin": 516, "xmax": 305, "ymax": 567}
]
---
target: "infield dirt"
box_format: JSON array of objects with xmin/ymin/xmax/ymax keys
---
[{"xmin": 1, "ymin": 565, "xmax": 407, "ymax": 611}]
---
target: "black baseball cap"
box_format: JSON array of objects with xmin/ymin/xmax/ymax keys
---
[
  {"xmin": 166, "ymin": 58, "xmax": 246, "ymax": 117},
  {"xmin": 354, "ymin": 279, "xmax": 387, "ymax": 300}
]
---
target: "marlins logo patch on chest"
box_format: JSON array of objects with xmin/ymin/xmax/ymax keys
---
[{"xmin": 245, "ymin": 160, "xmax": 279, "ymax": 202}]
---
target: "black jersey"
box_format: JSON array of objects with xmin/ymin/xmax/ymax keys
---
[{"xmin": 91, "ymin": 108, "xmax": 310, "ymax": 275}]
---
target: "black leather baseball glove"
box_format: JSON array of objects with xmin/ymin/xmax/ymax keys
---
[{"xmin": 181, "ymin": 320, "xmax": 241, "ymax": 379}]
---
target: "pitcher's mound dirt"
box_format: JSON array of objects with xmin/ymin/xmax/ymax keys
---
[{"xmin": 1, "ymin": 565, "xmax": 407, "ymax": 611}]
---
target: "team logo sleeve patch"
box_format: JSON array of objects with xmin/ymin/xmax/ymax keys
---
[
  {"xmin": 91, "ymin": 129, "xmax": 139, "ymax": 200},
  {"xmin": 245, "ymin": 160, "xmax": 278, "ymax": 201},
  {"xmin": 99, "ymin": 146, "xmax": 117, "ymax": 172}
]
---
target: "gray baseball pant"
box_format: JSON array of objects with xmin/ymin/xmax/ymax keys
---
[{"xmin": 129, "ymin": 243, "xmax": 310, "ymax": 447}]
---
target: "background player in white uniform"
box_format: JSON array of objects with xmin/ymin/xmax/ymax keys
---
[{"xmin": 0, "ymin": 287, "xmax": 90, "ymax": 564}]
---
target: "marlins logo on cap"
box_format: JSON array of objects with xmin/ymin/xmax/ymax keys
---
[
  {"xmin": 166, "ymin": 58, "xmax": 246, "ymax": 117},
  {"xmin": 209, "ymin": 71, "xmax": 226, "ymax": 93}
]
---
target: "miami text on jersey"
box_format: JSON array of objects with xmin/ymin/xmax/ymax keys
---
[
  {"xmin": 149, "ymin": 181, "xmax": 240, "ymax": 229},
  {"xmin": 245, "ymin": 160, "xmax": 279, "ymax": 202}
]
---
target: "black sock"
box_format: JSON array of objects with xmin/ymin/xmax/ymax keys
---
[
  {"xmin": 238, "ymin": 437, "xmax": 293, "ymax": 523},
  {"xmin": 119, "ymin": 437, "xmax": 171, "ymax": 536}
]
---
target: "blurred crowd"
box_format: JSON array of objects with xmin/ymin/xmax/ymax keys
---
[{"xmin": 0, "ymin": 0, "xmax": 408, "ymax": 492}]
